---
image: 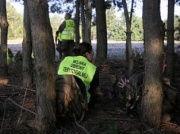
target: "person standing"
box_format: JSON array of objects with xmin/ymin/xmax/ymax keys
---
[{"xmin": 56, "ymin": 13, "xmax": 75, "ymax": 60}]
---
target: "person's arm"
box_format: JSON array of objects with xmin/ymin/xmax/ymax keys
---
[
  {"xmin": 55, "ymin": 21, "xmax": 66, "ymax": 44},
  {"xmin": 55, "ymin": 31, "xmax": 58, "ymax": 44},
  {"xmin": 89, "ymin": 68, "xmax": 99, "ymax": 97},
  {"xmin": 58, "ymin": 21, "xmax": 66, "ymax": 33},
  {"xmin": 55, "ymin": 21, "xmax": 66, "ymax": 40},
  {"xmin": 88, "ymin": 68, "xmax": 100, "ymax": 108}
]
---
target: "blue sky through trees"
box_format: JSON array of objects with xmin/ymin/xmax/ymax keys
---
[{"xmin": 8, "ymin": 0, "xmax": 180, "ymax": 21}]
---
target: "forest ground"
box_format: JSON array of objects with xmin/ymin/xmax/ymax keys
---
[{"xmin": 0, "ymin": 41, "xmax": 180, "ymax": 134}]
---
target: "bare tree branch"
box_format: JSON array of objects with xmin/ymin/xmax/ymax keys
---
[{"xmin": 7, "ymin": 98, "xmax": 36, "ymax": 115}]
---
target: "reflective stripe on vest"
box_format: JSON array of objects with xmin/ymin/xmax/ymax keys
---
[
  {"xmin": 7, "ymin": 51, "xmax": 11, "ymax": 65},
  {"xmin": 31, "ymin": 52, "xmax": 34, "ymax": 59},
  {"xmin": 58, "ymin": 56, "xmax": 96, "ymax": 87},
  {"xmin": 61, "ymin": 20, "xmax": 75, "ymax": 40},
  {"xmin": 57, "ymin": 32, "xmax": 62, "ymax": 41}
]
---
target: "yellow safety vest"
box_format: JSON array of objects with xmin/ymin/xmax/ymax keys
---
[
  {"xmin": 7, "ymin": 51, "xmax": 12, "ymax": 65},
  {"xmin": 31, "ymin": 52, "xmax": 34, "ymax": 59},
  {"xmin": 57, "ymin": 32, "xmax": 62, "ymax": 41},
  {"xmin": 61, "ymin": 19, "xmax": 75, "ymax": 40},
  {"xmin": 58, "ymin": 56, "xmax": 96, "ymax": 87}
]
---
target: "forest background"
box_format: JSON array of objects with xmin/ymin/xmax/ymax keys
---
[
  {"xmin": 0, "ymin": 0, "xmax": 180, "ymax": 133},
  {"xmin": 7, "ymin": 1, "xmax": 180, "ymax": 42}
]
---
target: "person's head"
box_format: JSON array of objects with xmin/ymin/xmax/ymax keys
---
[
  {"xmin": 116, "ymin": 68, "xmax": 129, "ymax": 80},
  {"xmin": 64, "ymin": 13, "xmax": 71, "ymax": 20},
  {"xmin": 73, "ymin": 42, "xmax": 94, "ymax": 62}
]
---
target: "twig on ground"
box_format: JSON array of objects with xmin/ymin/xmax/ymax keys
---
[
  {"xmin": 77, "ymin": 111, "xmax": 85, "ymax": 123},
  {"xmin": 141, "ymin": 123, "xmax": 155, "ymax": 134},
  {"xmin": 0, "ymin": 93, "xmax": 20, "ymax": 98},
  {"xmin": 6, "ymin": 84, "xmax": 35, "ymax": 92},
  {"xmin": 100, "ymin": 117, "xmax": 137, "ymax": 121},
  {"xmin": 7, "ymin": 98, "xmax": 36, "ymax": 115},
  {"xmin": 0, "ymin": 100, "xmax": 7, "ymax": 134},
  {"xmin": 73, "ymin": 113, "xmax": 90, "ymax": 134},
  {"xmin": 17, "ymin": 87, "xmax": 28, "ymax": 124}
]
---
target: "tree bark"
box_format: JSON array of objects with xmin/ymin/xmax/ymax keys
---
[
  {"xmin": 141, "ymin": 0, "xmax": 164, "ymax": 127},
  {"xmin": 84, "ymin": 0, "xmax": 92, "ymax": 44},
  {"xmin": 166, "ymin": 0, "xmax": 175, "ymax": 82},
  {"xmin": 95, "ymin": 0, "xmax": 107, "ymax": 63},
  {"xmin": 75, "ymin": 0, "xmax": 80, "ymax": 45},
  {"xmin": 122, "ymin": 0, "xmax": 134, "ymax": 75},
  {"xmin": 22, "ymin": 0, "xmax": 33, "ymax": 88},
  {"xmin": 81, "ymin": 0, "xmax": 85, "ymax": 42},
  {"xmin": 26, "ymin": 0, "xmax": 56, "ymax": 133},
  {"xmin": 0, "ymin": 0, "xmax": 8, "ymax": 76}
]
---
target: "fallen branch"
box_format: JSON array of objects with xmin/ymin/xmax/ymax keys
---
[
  {"xmin": 0, "ymin": 93, "xmax": 20, "ymax": 98},
  {"xmin": 17, "ymin": 87, "xmax": 28, "ymax": 124},
  {"xmin": 78, "ymin": 111, "xmax": 85, "ymax": 123},
  {"xmin": 100, "ymin": 117, "xmax": 137, "ymax": 121},
  {"xmin": 7, "ymin": 98, "xmax": 36, "ymax": 115},
  {"xmin": 73, "ymin": 113, "xmax": 90, "ymax": 134},
  {"xmin": 6, "ymin": 84, "xmax": 35, "ymax": 92}
]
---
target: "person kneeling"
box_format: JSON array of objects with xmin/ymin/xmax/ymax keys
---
[{"xmin": 56, "ymin": 42, "xmax": 100, "ymax": 123}]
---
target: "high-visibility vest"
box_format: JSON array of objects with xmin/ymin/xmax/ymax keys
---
[
  {"xmin": 31, "ymin": 52, "xmax": 34, "ymax": 59},
  {"xmin": 7, "ymin": 48, "xmax": 13, "ymax": 65},
  {"xmin": 7, "ymin": 51, "xmax": 11, "ymax": 65},
  {"xmin": 57, "ymin": 32, "xmax": 62, "ymax": 41},
  {"xmin": 58, "ymin": 56, "xmax": 96, "ymax": 88},
  {"xmin": 61, "ymin": 19, "xmax": 75, "ymax": 40}
]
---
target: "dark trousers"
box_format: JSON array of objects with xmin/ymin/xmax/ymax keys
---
[{"xmin": 61, "ymin": 40, "xmax": 75, "ymax": 59}]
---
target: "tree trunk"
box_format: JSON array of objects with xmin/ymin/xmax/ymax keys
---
[
  {"xmin": 81, "ymin": 0, "xmax": 85, "ymax": 42},
  {"xmin": 122, "ymin": 0, "xmax": 134, "ymax": 76},
  {"xmin": 95, "ymin": 0, "xmax": 107, "ymax": 63},
  {"xmin": 0, "ymin": 0, "xmax": 8, "ymax": 76},
  {"xmin": 166, "ymin": 0, "xmax": 175, "ymax": 82},
  {"xmin": 141, "ymin": 0, "xmax": 164, "ymax": 127},
  {"xmin": 84, "ymin": 0, "xmax": 92, "ymax": 44},
  {"xmin": 75, "ymin": 0, "xmax": 80, "ymax": 45},
  {"xmin": 26, "ymin": 0, "xmax": 56, "ymax": 133},
  {"xmin": 22, "ymin": 0, "xmax": 33, "ymax": 88}
]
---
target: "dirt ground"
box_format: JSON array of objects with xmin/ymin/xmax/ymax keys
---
[{"xmin": 0, "ymin": 51, "xmax": 180, "ymax": 134}]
